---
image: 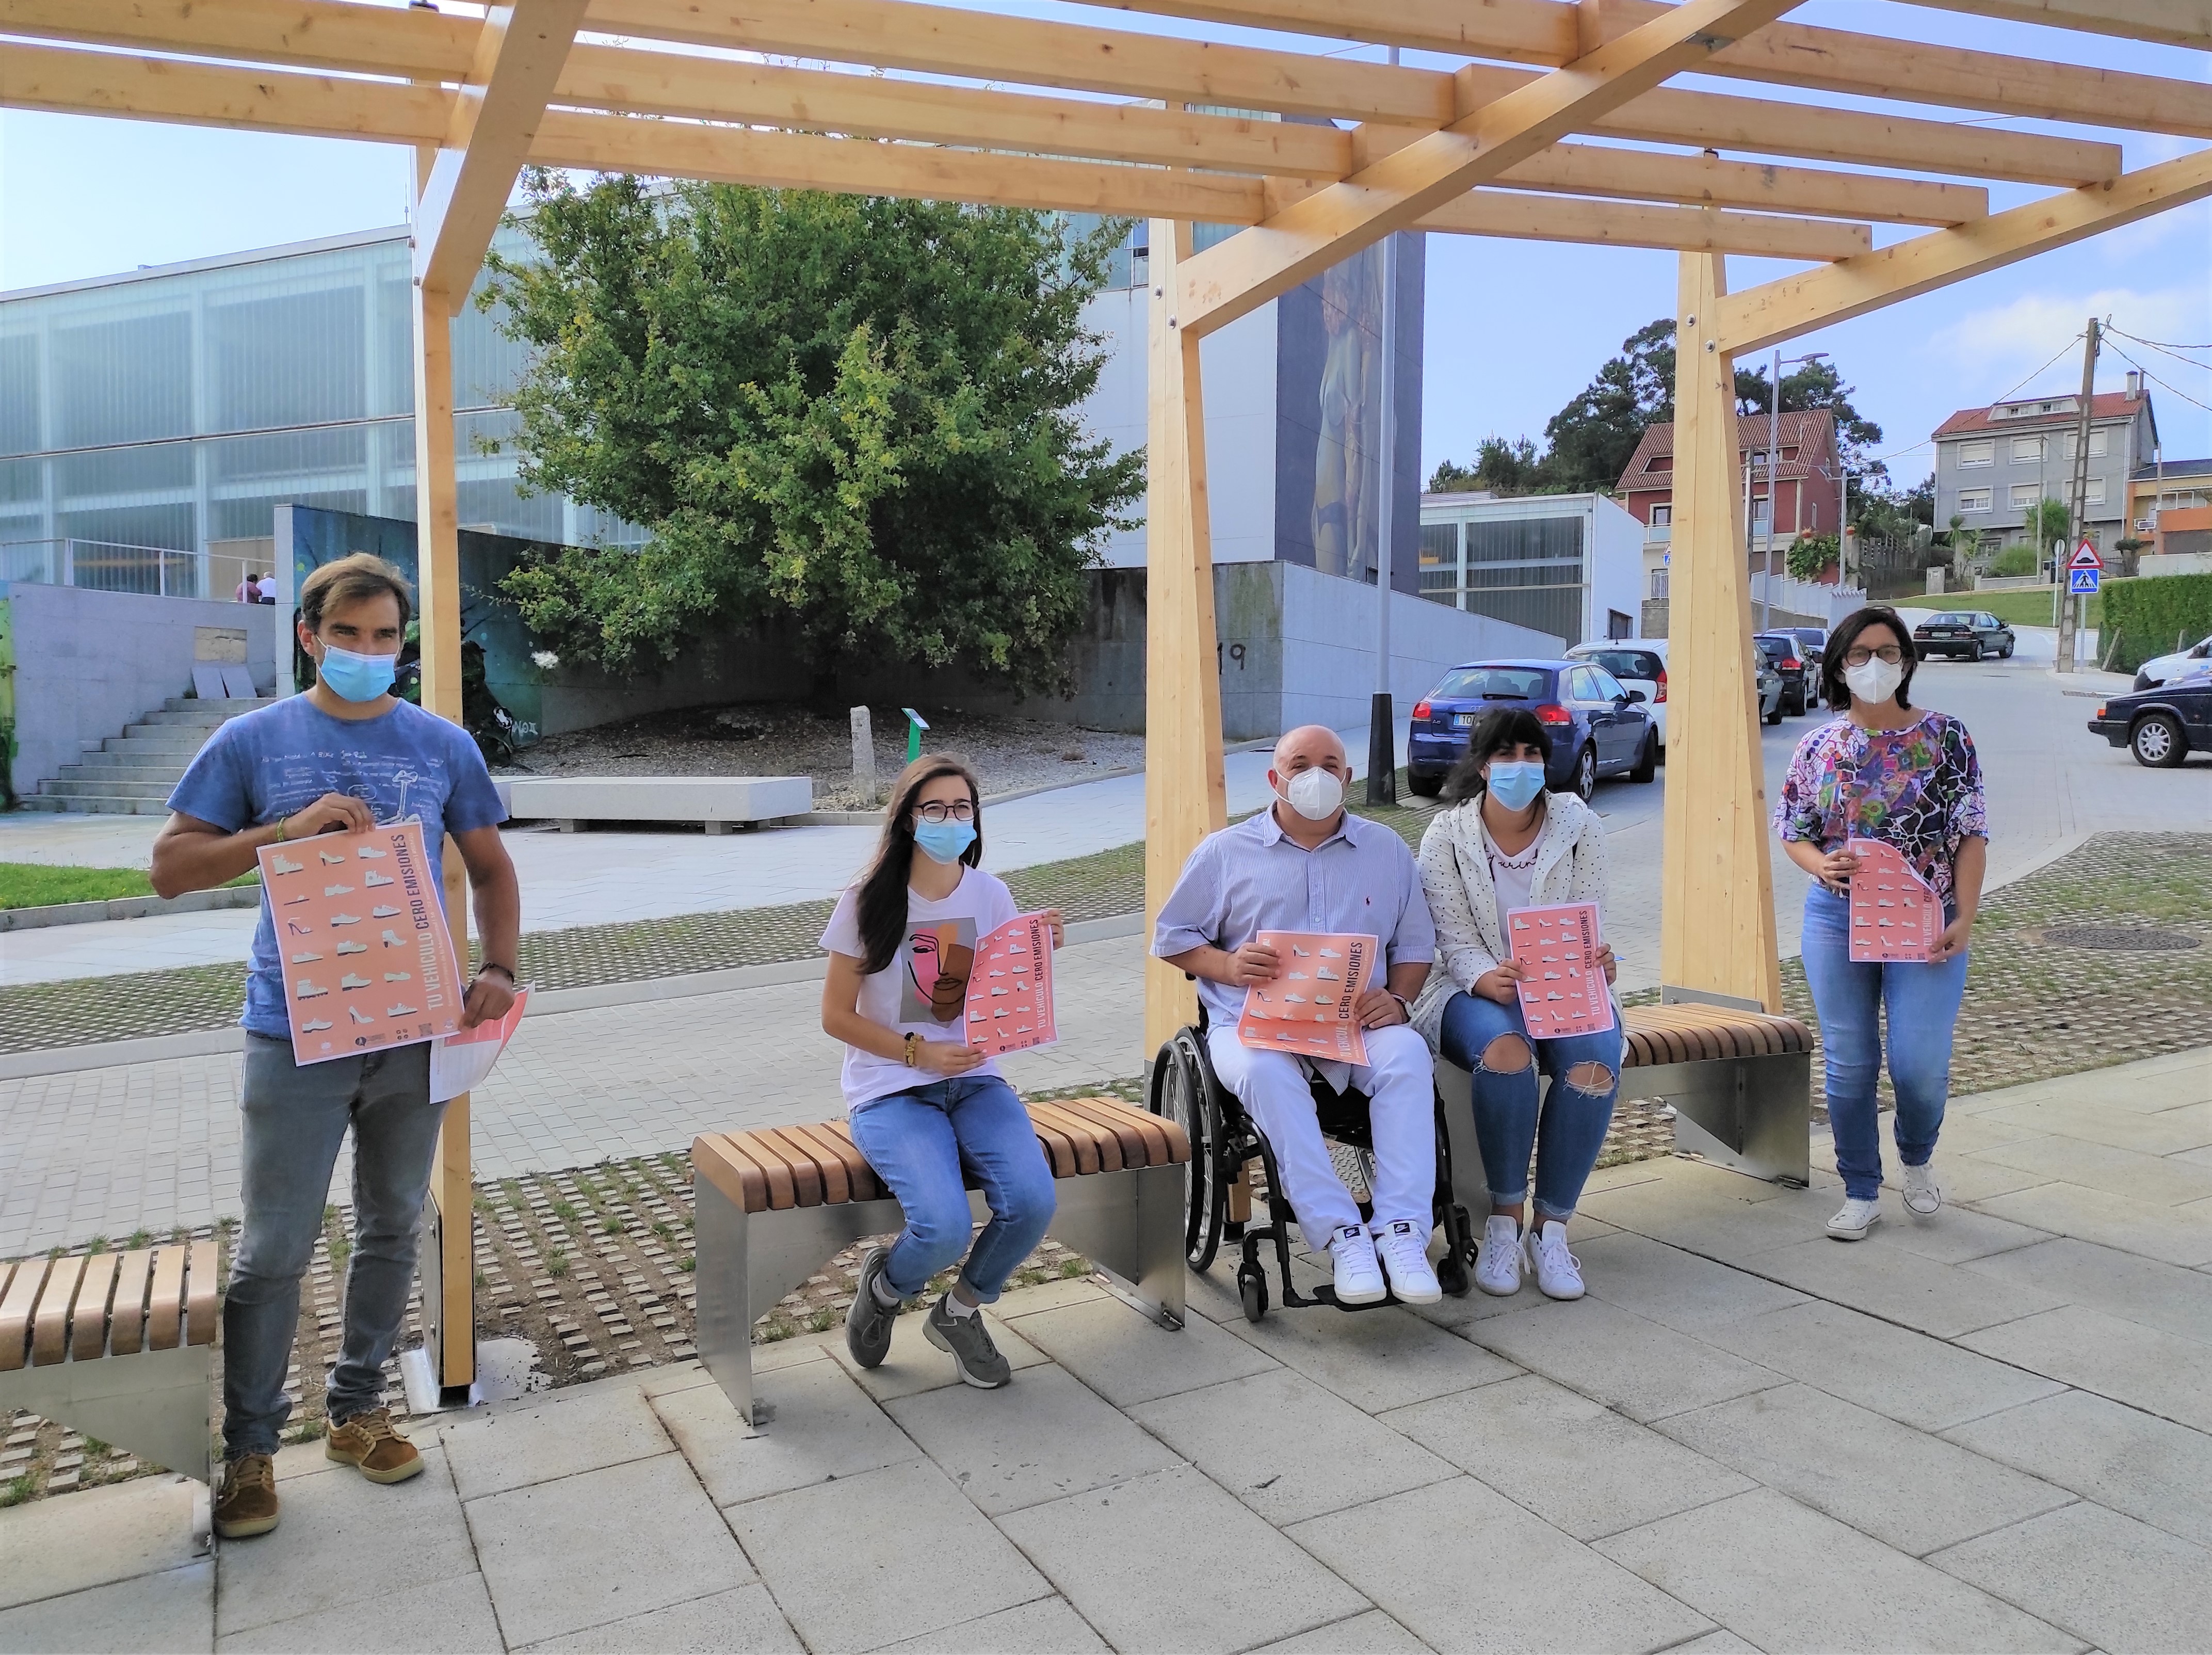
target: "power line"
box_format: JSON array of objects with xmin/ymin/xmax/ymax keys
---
[{"xmin": 2103, "ymin": 340, "xmax": 2212, "ymax": 417}]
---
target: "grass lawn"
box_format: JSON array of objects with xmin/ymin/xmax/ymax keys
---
[
  {"xmin": 1953, "ymin": 585, "xmax": 2109, "ymax": 630},
  {"xmin": 0, "ymin": 862, "xmax": 257, "ymax": 910}
]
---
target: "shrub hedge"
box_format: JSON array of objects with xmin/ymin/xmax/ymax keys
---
[{"xmin": 2101, "ymin": 572, "xmax": 2212, "ymax": 672}]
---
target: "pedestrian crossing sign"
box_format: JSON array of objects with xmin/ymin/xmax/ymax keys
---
[{"xmin": 2070, "ymin": 567, "xmax": 2101, "ymax": 594}]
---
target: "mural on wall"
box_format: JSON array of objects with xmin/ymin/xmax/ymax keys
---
[{"xmin": 1311, "ymin": 244, "xmax": 1385, "ymax": 581}]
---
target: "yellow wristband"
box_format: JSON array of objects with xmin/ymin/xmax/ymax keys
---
[{"xmin": 272, "ymin": 815, "xmax": 288, "ymax": 844}]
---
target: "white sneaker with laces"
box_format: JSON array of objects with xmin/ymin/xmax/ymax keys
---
[
  {"xmin": 1475, "ymin": 1215, "xmax": 1523, "ymax": 1296},
  {"xmin": 1524, "ymin": 1221, "xmax": 1585, "ymax": 1300},
  {"xmin": 1828, "ymin": 1195, "xmax": 1881, "ymax": 1240},
  {"xmin": 1902, "ymin": 1162, "xmax": 1942, "ymax": 1216},
  {"xmin": 1372, "ymin": 1220, "xmax": 1442, "ymax": 1305},
  {"xmin": 1327, "ymin": 1224, "xmax": 1387, "ymax": 1306}
]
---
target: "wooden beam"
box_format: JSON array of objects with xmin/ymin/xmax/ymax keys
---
[
  {"xmin": 414, "ymin": 0, "xmax": 590, "ymax": 298},
  {"xmin": 1173, "ymin": 0, "xmax": 1800, "ymax": 339},
  {"xmin": 1422, "ymin": 194, "xmax": 1871, "ymax": 259},
  {"xmin": 1141, "ymin": 217, "xmax": 1228, "ymax": 1059},
  {"xmin": 1715, "ymin": 142, "xmax": 2212, "ymax": 355},
  {"xmin": 1906, "ymin": 0, "xmax": 2211, "ymax": 51},
  {"xmin": 1485, "ymin": 142, "xmax": 1981, "ymax": 226},
  {"xmin": 1659, "ymin": 250, "xmax": 1782, "ymax": 1011},
  {"xmin": 1109, "ymin": 0, "xmax": 1580, "ymax": 63},
  {"xmin": 0, "ymin": 0, "xmax": 476, "ymax": 78}
]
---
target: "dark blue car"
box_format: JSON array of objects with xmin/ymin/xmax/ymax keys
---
[{"xmin": 1406, "ymin": 658, "xmax": 1658, "ymax": 801}]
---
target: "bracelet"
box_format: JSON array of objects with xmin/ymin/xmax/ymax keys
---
[
  {"xmin": 902, "ymin": 1032, "xmax": 921, "ymax": 1067},
  {"xmin": 476, "ymin": 963, "xmax": 516, "ymax": 985},
  {"xmin": 271, "ymin": 814, "xmax": 288, "ymax": 844}
]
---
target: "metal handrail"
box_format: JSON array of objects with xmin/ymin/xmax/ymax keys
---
[{"xmin": 0, "ymin": 538, "xmax": 262, "ymax": 602}]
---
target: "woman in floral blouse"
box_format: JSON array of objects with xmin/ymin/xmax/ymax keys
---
[
  {"xmin": 1773, "ymin": 605, "xmax": 1988, "ymax": 1242},
  {"xmin": 1412, "ymin": 707, "xmax": 1619, "ymax": 1301}
]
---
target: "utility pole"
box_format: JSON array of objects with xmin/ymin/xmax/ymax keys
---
[
  {"xmin": 2057, "ymin": 318, "xmax": 2099, "ymax": 674},
  {"xmin": 1366, "ymin": 44, "xmax": 1401, "ymax": 807},
  {"xmin": 1764, "ymin": 349, "xmax": 1781, "ymax": 630}
]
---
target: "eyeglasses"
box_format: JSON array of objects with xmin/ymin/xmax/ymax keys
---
[
  {"xmin": 913, "ymin": 800, "xmax": 975, "ymax": 824},
  {"xmin": 1843, "ymin": 646, "xmax": 1905, "ymax": 667}
]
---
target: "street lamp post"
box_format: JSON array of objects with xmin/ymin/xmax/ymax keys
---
[
  {"xmin": 1763, "ymin": 348, "xmax": 1828, "ymax": 630},
  {"xmin": 1367, "ymin": 43, "xmax": 1401, "ymax": 807}
]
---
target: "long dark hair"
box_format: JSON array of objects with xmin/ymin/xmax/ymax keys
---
[
  {"xmin": 1443, "ymin": 708, "xmax": 1553, "ymax": 803},
  {"xmin": 853, "ymin": 753, "xmax": 984, "ymax": 974},
  {"xmin": 1822, "ymin": 605, "xmax": 1919, "ymax": 711}
]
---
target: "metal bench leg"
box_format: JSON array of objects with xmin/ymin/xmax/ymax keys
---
[
  {"xmin": 1629, "ymin": 1054, "xmax": 1812, "ymax": 1185},
  {"xmin": 1041, "ymin": 1166, "xmax": 1185, "ymax": 1329},
  {"xmin": 0, "ymin": 1346, "xmax": 213, "ymax": 1491}
]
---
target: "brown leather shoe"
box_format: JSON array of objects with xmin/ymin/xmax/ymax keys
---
[
  {"xmin": 214, "ymin": 1453, "xmax": 280, "ymax": 1539},
  {"xmin": 325, "ymin": 1406, "xmax": 424, "ymax": 1484}
]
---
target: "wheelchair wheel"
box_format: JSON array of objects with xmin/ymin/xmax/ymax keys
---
[
  {"xmin": 1237, "ymin": 1260, "xmax": 1269, "ymax": 1323},
  {"xmin": 1435, "ymin": 1212, "xmax": 1472, "ymax": 1298},
  {"xmin": 1150, "ymin": 1028, "xmax": 1226, "ymax": 1271}
]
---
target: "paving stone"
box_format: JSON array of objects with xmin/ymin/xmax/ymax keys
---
[
  {"xmin": 1925, "ymin": 1155, "xmax": 2060, "ymax": 1204},
  {"xmin": 1381, "ymin": 1372, "xmax": 1756, "ymax": 1542},
  {"xmin": 1247, "ymin": 1610, "xmax": 1433, "ymax": 1654},
  {"xmin": 1656, "ymin": 1383, "xmax": 2074, "ymax": 1556},
  {"xmin": 516, "ymin": 1583, "xmax": 801, "ymax": 1652},
  {"xmin": 874, "ymin": 1596, "xmax": 1109, "ymax": 1654},
  {"xmin": 1131, "ymin": 1367, "xmax": 1453, "ymax": 1525},
  {"xmin": 440, "ymin": 1378, "xmax": 673, "ymax": 1500},
  {"xmin": 1462, "ymin": 1297, "xmax": 1785, "ymax": 1422},
  {"xmin": 1973, "ymin": 1096, "xmax": 2212, "ymax": 1158},
  {"xmin": 1594, "ymin": 1487, "xmax": 2078, "ymax": 1653},
  {"xmin": 1959, "ymin": 1305, "xmax": 2212, "ymax": 1434},
  {"xmin": 1696, "ymin": 1298, "xmax": 2063, "ymax": 1433},
  {"xmin": 216, "ymin": 1448, "xmax": 475, "ymax": 1637},
  {"xmin": 990, "ymin": 1275, "xmax": 1115, "ymax": 1320},
  {"xmin": 1962, "ymin": 1236, "xmax": 2212, "ymax": 1345},
  {"xmin": 1971, "ymin": 1181, "xmax": 2212, "ymax": 1267},
  {"xmin": 466, "ymin": 1451, "xmax": 755, "ymax": 1648},
  {"xmin": 728, "ymin": 1460, "xmax": 1046, "ymax": 1653},
  {"xmin": 1929, "ymin": 1500, "xmax": 2212, "ymax": 1655},
  {"xmin": 1745, "ymin": 1235, "xmax": 2069, "ymax": 1339},
  {"xmin": 1571, "ymin": 1231, "xmax": 1810, "ymax": 1334},
  {"xmin": 1664, "ymin": 1634, "xmax": 1763, "ymax": 1655},
  {"xmin": 0, "ymin": 1474, "xmax": 204, "ymax": 1613},
  {"xmin": 1010, "ymin": 1295, "xmax": 1278, "ymax": 1407},
  {"xmin": 1965, "ymin": 1133, "xmax": 2212, "ymax": 1207},
  {"xmin": 651, "ymin": 1348, "xmax": 920, "ymax": 1508},
  {"xmin": 1942, "ymin": 1389, "xmax": 2212, "ymax": 1551},
  {"xmin": 217, "ymin": 1571, "xmax": 499, "ymax": 1653},
  {"xmin": 831, "ymin": 1307, "xmax": 1047, "ymax": 1404},
  {"xmin": 0, "ymin": 1561, "xmax": 211, "ymax": 1654},
  {"xmin": 1000, "ymin": 1464, "xmax": 1367, "ymax": 1654},
  {"xmin": 1220, "ymin": 1298, "xmax": 1519, "ymax": 1413},
  {"xmin": 1851, "ymin": 1201, "xmax": 2053, "ymax": 1265},
  {"xmin": 1289, "ymin": 1475, "xmax": 1713, "ymax": 1655},
  {"xmin": 1577, "ymin": 1176, "xmax": 1827, "ymax": 1262},
  {"xmin": 886, "ymin": 1364, "xmax": 1178, "ymax": 1517}
]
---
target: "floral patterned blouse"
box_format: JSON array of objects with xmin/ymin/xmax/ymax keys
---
[{"xmin": 1772, "ymin": 711, "xmax": 1989, "ymax": 904}]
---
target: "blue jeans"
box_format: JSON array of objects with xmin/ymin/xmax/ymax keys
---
[
  {"xmin": 1440, "ymin": 991, "xmax": 1623, "ymax": 1223},
  {"xmin": 1800, "ymin": 885, "xmax": 1969, "ymax": 1200},
  {"xmin": 847, "ymin": 1076, "xmax": 1056, "ymax": 1302},
  {"xmin": 224, "ymin": 1035, "xmax": 446, "ymax": 1459}
]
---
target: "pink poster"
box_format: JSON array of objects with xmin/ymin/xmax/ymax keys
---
[
  {"xmin": 1236, "ymin": 931, "xmax": 1380, "ymax": 1066},
  {"xmin": 1506, "ymin": 902, "xmax": 1616, "ymax": 1039},
  {"xmin": 1847, "ymin": 838, "xmax": 1942, "ymax": 963},
  {"xmin": 257, "ymin": 818, "xmax": 464, "ymax": 1066},
  {"xmin": 963, "ymin": 912, "xmax": 1058, "ymax": 1056}
]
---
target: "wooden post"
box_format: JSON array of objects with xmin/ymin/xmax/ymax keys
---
[
  {"xmin": 1142, "ymin": 218, "xmax": 1228, "ymax": 1061},
  {"xmin": 1659, "ymin": 252, "xmax": 1783, "ymax": 1013}
]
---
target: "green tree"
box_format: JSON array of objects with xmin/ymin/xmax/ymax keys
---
[
  {"xmin": 1430, "ymin": 436, "xmax": 1543, "ymax": 496},
  {"xmin": 480, "ymin": 174, "xmax": 1143, "ymax": 698},
  {"xmin": 1788, "ymin": 532, "xmax": 1838, "ymax": 580},
  {"xmin": 1539, "ymin": 318, "xmax": 1678, "ymax": 492}
]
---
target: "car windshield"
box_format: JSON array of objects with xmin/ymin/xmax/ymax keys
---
[
  {"xmin": 1753, "ymin": 637, "xmax": 1791, "ymax": 661},
  {"xmin": 1929, "ymin": 612, "xmax": 1977, "ymax": 625},
  {"xmin": 1430, "ymin": 666, "xmax": 1552, "ymax": 701},
  {"xmin": 1583, "ymin": 650, "xmax": 1660, "ymax": 681}
]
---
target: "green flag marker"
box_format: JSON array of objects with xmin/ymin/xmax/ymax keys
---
[{"xmin": 903, "ymin": 707, "xmax": 929, "ymax": 763}]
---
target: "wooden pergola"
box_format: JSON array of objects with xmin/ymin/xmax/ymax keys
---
[{"xmin": 11, "ymin": 0, "xmax": 2206, "ymax": 1393}]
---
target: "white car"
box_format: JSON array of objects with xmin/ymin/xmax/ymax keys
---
[
  {"xmin": 2135, "ymin": 632, "xmax": 2212, "ymax": 691},
  {"xmin": 1565, "ymin": 642, "xmax": 1669, "ymax": 749}
]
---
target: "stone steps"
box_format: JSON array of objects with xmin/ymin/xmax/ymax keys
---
[{"xmin": 30, "ymin": 696, "xmax": 281, "ymax": 815}]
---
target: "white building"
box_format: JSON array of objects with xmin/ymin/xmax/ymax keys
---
[{"xmin": 1417, "ymin": 491, "xmax": 1646, "ymax": 646}]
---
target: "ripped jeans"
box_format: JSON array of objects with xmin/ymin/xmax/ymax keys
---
[{"xmin": 1439, "ymin": 991, "xmax": 1622, "ymax": 1223}]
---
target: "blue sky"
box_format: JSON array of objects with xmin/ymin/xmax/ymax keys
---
[{"xmin": 5, "ymin": 0, "xmax": 2208, "ymax": 481}]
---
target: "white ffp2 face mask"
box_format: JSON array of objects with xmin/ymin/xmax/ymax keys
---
[
  {"xmin": 1282, "ymin": 766, "xmax": 1346, "ymax": 821},
  {"xmin": 1844, "ymin": 656, "xmax": 1904, "ymax": 705}
]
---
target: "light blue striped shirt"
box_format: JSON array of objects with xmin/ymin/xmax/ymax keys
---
[{"xmin": 1152, "ymin": 808, "xmax": 1436, "ymax": 1033}]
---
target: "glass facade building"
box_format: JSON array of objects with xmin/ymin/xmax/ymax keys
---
[{"xmin": 0, "ymin": 224, "xmax": 640, "ymax": 568}]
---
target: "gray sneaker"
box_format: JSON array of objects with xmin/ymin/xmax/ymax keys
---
[
  {"xmin": 925, "ymin": 1294, "xmax": 1012, "ymax": 1388},
  {"xmin": 845, "ymin": 1246, "xmax": 899, "ymax": 1369}
]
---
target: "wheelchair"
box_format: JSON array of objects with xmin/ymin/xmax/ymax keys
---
[{"xmin": 1147, "ymin": 1006, "xmax": 1477, "ymax": 1323}]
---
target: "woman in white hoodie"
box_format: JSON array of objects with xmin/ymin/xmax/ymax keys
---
[{"xmin": 1410, "ymin": 708, "xmax": 1620, "ymax": 1300}]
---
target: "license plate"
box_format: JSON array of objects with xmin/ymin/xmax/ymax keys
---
[{"xmin": 1454, "ymin": 712, "xmax": 1476, "ymax": 728}]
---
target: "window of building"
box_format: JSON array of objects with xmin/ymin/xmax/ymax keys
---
[
  {"xmin": 1751, "ymin": 496, "xmax": 1771, "ymax": 525},
  {"xmin": 1649, "ymin": 503, "xmax": 1671, "ymax": 526},
  {"xmin": 2010, "ymin": 483, "xmax": 2040, "ymax": 509},
  {"xmin": 2011, "ymin": 435, "xmax": 2044, "ymax": 463},
  {"xmin": 1459, "ymin": 514, "xmax": 1587, "ymax": 642},
  {"xmin": 1959, "ymin": 488, "xmax": 1992, "ymax": 512},
  {"xmin": 1958, "ymin": 439, "xmax": 1993, "ymax": 467},
  {"xmin": 2086, "ymin": 477, "xmax": 2106, "ymax": 506}
]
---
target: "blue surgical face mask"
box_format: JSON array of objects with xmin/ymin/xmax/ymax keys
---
[
  {"xmin": 1486, "ymin": 760, "xmax": 1547, "ymax": 811},
  {"xmin": 316, "ymin": 642, "xmax": 398, "ymax": 703},
  {"xmin": 913, "ymin": 818, "xmax": 977, "ymax": 865}
]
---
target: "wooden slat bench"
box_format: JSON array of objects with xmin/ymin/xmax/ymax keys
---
[
  {"xmin": 1434, "ymin": 1001, "xmax": 1815, "ymax": 1202},
  {"xmin": 693, "ymin": 1097, "xmax": 1190, "ymax": 1426},
  {"xmin": 0, "ymin": 1242, "xmax": 220, "ymax": 1503}
]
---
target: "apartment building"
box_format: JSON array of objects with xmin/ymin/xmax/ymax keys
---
[{"xmin": 1931, "ymin": 379, "xmax": 2158, "ymax": 554}]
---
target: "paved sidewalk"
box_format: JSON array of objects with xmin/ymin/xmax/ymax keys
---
[{"xmin": 7, "ymin": 1048, "xmax": 2207, "ymax": 1653}]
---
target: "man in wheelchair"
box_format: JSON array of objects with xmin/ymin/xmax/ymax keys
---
[{"xmin": 1153, "ymin": 725, "xmax": 1440, "ymax": 1305}]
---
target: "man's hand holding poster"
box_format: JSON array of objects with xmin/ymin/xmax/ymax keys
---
[{"xmin": 1236, "ymin": 931, "xmax": 1380, "ymax": 1066}]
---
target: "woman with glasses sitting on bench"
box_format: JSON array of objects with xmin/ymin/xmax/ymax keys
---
[
  {"xmin": 1410, "ymin": 708, "xmax": 1620, "ymax": 1301},
  {"xmin": 820, "ymin": 754, "xmax": 1064, "ymax": 1389}
]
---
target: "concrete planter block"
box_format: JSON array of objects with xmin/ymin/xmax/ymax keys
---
[{"xmin": 505, "ymin": 775, "xmax": 813, "ymax": 832}]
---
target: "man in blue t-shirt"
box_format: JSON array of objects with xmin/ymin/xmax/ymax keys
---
[{"xmin": 154, "ymin": 553, "xmax": 520, "ymax": 1540}]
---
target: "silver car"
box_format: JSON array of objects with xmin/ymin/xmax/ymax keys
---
[{"xmin": 1757, "ymin": 658, "xmax": 1786, "ymax": 725}]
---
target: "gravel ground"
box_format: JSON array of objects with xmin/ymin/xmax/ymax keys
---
[{"xmin": 504, "ymin": 703, "xmax": 1143, "ymax": 809}]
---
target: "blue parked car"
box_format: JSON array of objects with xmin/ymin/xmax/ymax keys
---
[{"xmin": 1406, "ymin": 658, "xmax": 1658, "ymax": 801}]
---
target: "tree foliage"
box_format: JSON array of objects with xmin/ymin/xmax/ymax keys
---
[{"xmin": 480, "ymin": 173, "xmax": 1142, "ymax": 695}]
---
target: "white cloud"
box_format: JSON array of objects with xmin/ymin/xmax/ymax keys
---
[{"xmin": 1931, "ymin": 283, "xmax": 2212, "ymax": 398}]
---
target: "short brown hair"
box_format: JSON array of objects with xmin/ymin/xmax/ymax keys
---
[{"xmin": 299, "ymin": 553, "xmax": 415, "ymax": 632}]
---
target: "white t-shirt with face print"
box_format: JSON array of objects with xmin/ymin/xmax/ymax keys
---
[{"xmin": 819, "ymin": 864, "xmax": 1020, "ymax": 1111}]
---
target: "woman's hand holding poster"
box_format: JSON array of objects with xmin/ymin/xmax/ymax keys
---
[
  {"xmin": 962, "ymin": 912, "xmax": 1059, "ymax": 1056},
  {"xmin": 1237, "ymin": 932, "xmax": 1379, "ymax": 1065},
  {"xmin": 1846, "ymin": 839, "xmax": 1941, "ymax": 962},
  {"xmin": 1506, "ymin": 903, "xmax": 1615, "ymax": 1038}
]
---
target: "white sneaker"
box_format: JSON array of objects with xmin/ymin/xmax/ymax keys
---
[
  {"xmin": 1902, "ymin": 1162, "xmax": 1942, "ymax": 1216},
  {"xmin": 1372, "ymin": 1220, "xmax": 1442, "ymax": 1305},
  {"xmin": 1828, "ymin": 1195, "xmax": 1881, "ymax": 1240},
  {"xmin": 1475, "ymin": 1215, "xmax": 1523, "ymax": 1296},
  {"xmin": 1327, "ymin": 1224, "xmax": 1387, "ymax": 1305},
  {"xmin": 1524, "ymin": 1221, "xmax": 1585, "ymax": 1300}
]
